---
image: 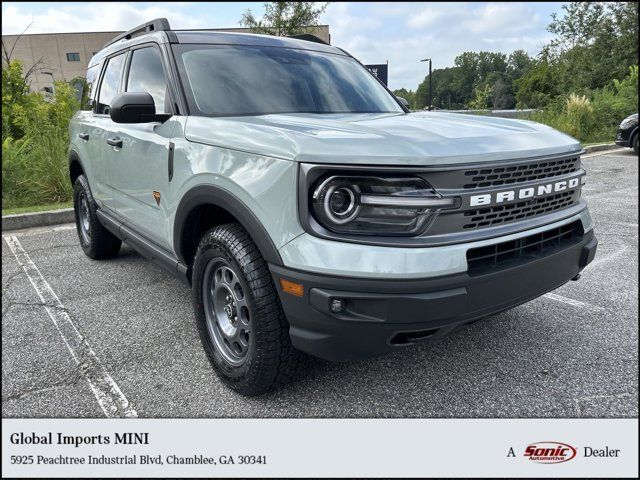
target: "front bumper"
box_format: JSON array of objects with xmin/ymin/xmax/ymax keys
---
[
  {"xmin": 271, "ymin": 229, "xmax": 597, "ymax": 362},
  {"xmin": 615, "ymin": 129, "xmax": 630, "ymax": 147}
]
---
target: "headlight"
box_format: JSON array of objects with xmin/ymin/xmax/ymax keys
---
[{"xmin": 310, "ymin": 175, "xmax": 459, "ymax": 236}]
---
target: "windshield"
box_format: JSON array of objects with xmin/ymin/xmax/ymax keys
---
[{"xmin": 173, "ymin": 44, "xmax": 403, "ymax": 116}]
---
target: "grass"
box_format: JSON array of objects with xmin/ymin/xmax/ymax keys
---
[{"xmin": 2, "ymin": 201, "xmax": 73, "ymax": 216}]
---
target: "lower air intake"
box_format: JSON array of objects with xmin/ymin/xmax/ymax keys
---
[{"xmin": 466, "ymin": 220, "xmax": 583, "ymax": 275}]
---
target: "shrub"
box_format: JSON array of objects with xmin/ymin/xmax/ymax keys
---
[
  {"xmin": 2, "ymin": 60, "xmax": 30, "ymax": 141},
  {"xmin": 530, "ymin": 66, "xmax": 637, "ymax": 144},
  {"xmin": 563, "ymin": 94, "xmax": 594, "ymax": 139},
  {"xmin": 2, "ymin": 61, "xmax": 78, "ymax": 209}
]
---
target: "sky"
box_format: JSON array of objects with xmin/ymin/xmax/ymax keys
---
[{"xmin": 1, "ymin": 2, "xmax": 565, "ymax": 90}]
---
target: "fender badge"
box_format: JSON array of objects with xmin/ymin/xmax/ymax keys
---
[{"xmin": 152, "ymin": 191, "xmax": 161, "ymax": 206}]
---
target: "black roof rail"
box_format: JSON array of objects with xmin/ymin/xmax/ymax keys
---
[
  {"xmin": 103, "ymin": 18, "xmax": 171, "ymax": 49},
  {"xmin": 287, "ymin": 33, "xmax": 329, "ymax": 45}
]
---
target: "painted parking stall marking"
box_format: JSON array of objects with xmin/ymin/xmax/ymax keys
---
[
  {"xmin": 4, "ymin": 235, "xmax": 137, "ymax": 418},
  {"xmin": 543, "ymin": 292, "xmax": 605, "ymax": 311}
]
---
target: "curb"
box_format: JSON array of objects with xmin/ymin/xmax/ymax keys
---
[
  {"xmin": 2, "ymin": 208, "xmax": 75, "ymax": 232},
  {"xmin": 583, "ymin": 143, "xmax": 618, "ymax": 154}
]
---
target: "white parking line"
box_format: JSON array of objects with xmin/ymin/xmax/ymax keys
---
[
  {"xmin": 543, "ymin": 292, "xmax": 605, "ymax": 311},
  {"xmin": 589, "ymin": 245, "xmax": 631, "ymax": 268},
  {"xmin": 4, "ymin": 235, "xmax": 137, "ymax": 418}
]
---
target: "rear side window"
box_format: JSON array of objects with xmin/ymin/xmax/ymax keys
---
[
  {"xmin": 97, "ymin": 53, "xmax": 126, "ymax": 115},
  {"xmin": 126, "ymin": 47, "xmax": 169, "ymax": 114},
  {"xmin": 83, "ymin": 63, "xmax": 100, "ymax": 111}
]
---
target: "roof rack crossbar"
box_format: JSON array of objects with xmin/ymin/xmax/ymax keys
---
[{"xmin": 103, "ymin": 18, "xmax": 171, "ymax": 49}]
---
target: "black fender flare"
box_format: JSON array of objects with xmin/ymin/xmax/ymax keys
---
[
  {"xmin": 173, "ymin": 184, "xmax": 283, "ymax": 266},
  {"xmin": 68, "ymin": 149, "xmax": 86, "ymax": 184}
]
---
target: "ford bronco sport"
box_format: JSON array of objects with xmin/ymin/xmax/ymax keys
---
[{"xmin": 69, "ymin": 19, "xmax": 598, "ymax": 395}]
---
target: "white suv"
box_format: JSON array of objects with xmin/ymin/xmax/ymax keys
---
[{"xmin": 69, "ymin": 19, "xmax": 598, "ymax": 395}]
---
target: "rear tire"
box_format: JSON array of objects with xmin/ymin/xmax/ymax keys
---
[
  {"xmin": 192, "ymin": 223, "xmax": 305, "ymax": 396},
  {"xmin": 73, "ymin": 175, "xmax": 121, "ymax": 259},
  {"xmin": 633, "ymin": 133, "xmax": 638, "ymax": 155}
]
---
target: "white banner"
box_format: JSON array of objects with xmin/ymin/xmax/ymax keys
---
[{"xmin": 2, "ymin": 418, "xmax": 637, "ymax": 478}]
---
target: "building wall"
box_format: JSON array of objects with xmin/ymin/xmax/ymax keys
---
[
  {"xmin": 2, "ymin": 31, "xmax": 120, "ymax": 93},
  {"xmin": 2, "ymin": 25, "xmax": 331, "ymax": 93}
]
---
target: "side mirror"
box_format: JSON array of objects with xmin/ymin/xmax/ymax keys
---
[
  {"xmin": 397, "ymin": 96, "xmax": 410, "ymax": 109},
  {"xmin": 110, "ymin": 92, "xmax": 170, "ymax": 123}
]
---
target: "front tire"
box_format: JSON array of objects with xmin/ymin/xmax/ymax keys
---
[
  {"xmin": 633, "ymin": 133, "xmax": 638, "ymax": 155},
  {"xmin": 192, "ymin": 223, "xmax": 304, "ymax": 396},
  {"xmin": 73, "ymin": 175, "xmax": 121, "ymax": 259}
]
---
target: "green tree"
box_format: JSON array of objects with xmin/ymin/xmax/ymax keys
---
[
  {"xmin": 451, "ymin": 52, "xmax": 480, "ymax": 106},
  {"xmin": 406, "ymin": 2, "xmax": 637, "ymax": 112},
  {"xmin": 514, "ymin": 60, "xmax": 559, "ymax": 108},
  {"xmin": 240, "ymin": 2, "xmax": 329, "ymax": 36},
  {"xmin": 469, "ymin": 83, "xmax": 493, "ymax": 110},
  {"xmin": 491, "ymin": 74, "xmax": 515, "ymax": 109},
  {"xmin": 2, "ymin": 60, "xmax": 30, "ymax": 140},
  {"xmin": 413, "ymin": 51, "xmax": 512, "ymax": 110},
  {"xmin": 544, "ymin": 1, "xmax": 638, "ymax": 91},
  {"xmin": 507, "ymin": 50, "xmax": 534, "ymax": 80},
  {"xmin": 428, "ymin": 67, "xmax": 464, "ymax": 109}
]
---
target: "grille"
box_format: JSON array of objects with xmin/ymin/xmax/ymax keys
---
[
  {"xmin": 466, "ymin": 220, "xmax": 583, "ymax": 275},
  {"xmin": 463, "ymin": 156, "xmax": 579, "ymax": 189},
  {"xmin": 462, "ymin": 190, "xmax": 576, "ymax": 230}
]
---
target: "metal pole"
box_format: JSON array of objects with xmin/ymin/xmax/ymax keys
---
[
  {"xmin": 420, "ymin": 58, "xmax": 432, "ymax": 111},
  {"xmin": 428, "ymin": 59, "xmax": 432, "ymax": 111}
]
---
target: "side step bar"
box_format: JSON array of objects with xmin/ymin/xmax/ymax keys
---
[{"xmin": 96, "ymin": 209, "xmax": 190, "ymax": 285}]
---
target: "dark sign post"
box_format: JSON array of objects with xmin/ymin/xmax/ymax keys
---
[
  {"xmin": 421, "ymin": 58, "xmax": 432, "ymax": 111},
  {"xmin": 365, "ymin": 62, "xmax": 389, "ymax": 86}
]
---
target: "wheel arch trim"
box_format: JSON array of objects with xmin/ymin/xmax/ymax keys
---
[
  {"xmin": 68, "ymin": 149, "xmax": 87, "ymax": 184},
  {"xmin": 173, "ymin": 184, "xmax": 283, "ymax": 267}
]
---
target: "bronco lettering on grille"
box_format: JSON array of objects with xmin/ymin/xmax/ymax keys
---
[{"xmin": 469, "ymin": 176, "xmax": 583, "ymax": 207}]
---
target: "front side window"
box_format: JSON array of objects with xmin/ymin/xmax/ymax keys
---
[
  {"xmin": 97, "ymin": 53, "xmax": 126, "ymax": 115},
  {"xmin": 126, "ymin": 47, "xmax": 169, "ymax": 113},
  {"xmin": 173, "ymin": 45, "xmax": 403, "ymax": 116}
]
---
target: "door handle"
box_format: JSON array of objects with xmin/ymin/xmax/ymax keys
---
[
  {"xmin": 77, "ymin": 132, "xmax": 89, "ymax": 141},
  {"xmin": 106, "ymin": 137, "xmax": 123, "ymax": 148}
]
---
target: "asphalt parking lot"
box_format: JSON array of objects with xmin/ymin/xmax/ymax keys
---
[{"xmin": 2, "ymin": 149, "xmax": 638, "ymax": 419}]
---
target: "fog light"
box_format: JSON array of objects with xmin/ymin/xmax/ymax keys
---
[{"xmin": 330, "ymin": 298, "xmax": 346, "ymax": 313}]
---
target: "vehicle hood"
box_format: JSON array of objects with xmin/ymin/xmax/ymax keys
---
[{"xmin": 184, "ymin": 112, "xmax": 582, "ymax": 165}]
